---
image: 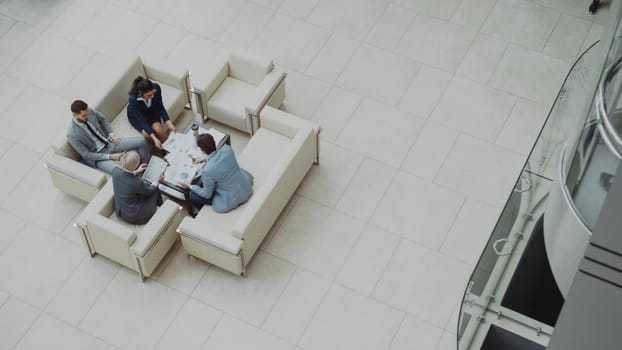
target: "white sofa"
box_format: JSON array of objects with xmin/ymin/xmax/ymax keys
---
[
  {"xmin": 45, "ymin": 56, "xmax": 197, "ymax": 202},
  {"xmin": 177, "ymin": 106, "xmax": 319, "ymax": 275},
  {"xmin": 75, "ymin": 182, "xmax": 184, "ymax": 281},
  {"xmin": 192, "ymin": 49, "xmax": 286, "ymax": 135}
]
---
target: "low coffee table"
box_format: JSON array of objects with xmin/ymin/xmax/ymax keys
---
[{"xmin": 157, "ymin": 123, "xmax": 231, "ymax": 217}]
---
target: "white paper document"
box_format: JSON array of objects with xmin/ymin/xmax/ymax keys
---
[
  {"xmin": 163, "ymin": 152, "xmax": 202, "ymax": 185},
  {"xmin": 162, "ymin": 132, "xmax": 203, "ymax": 159}
]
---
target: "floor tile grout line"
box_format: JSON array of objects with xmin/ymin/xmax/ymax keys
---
[
  {"xmin": 258, "ymin": 264, "xmax": 298, "ymax": 332},
  {"xmin": 41, "ymin": 252, "xmax": 92, "ymax": 317},
  {"xmin": 151, "ymin": 293, "xmax": 193, "ymax": 349},
  {"xmin": 75, "ymin": 266, "xmax": 123, "ymax": 333},
  {"xmin": 436, "ymin": 195, "xmax": 469, "ymax": 252},
  {"xmin": 540, "ymin": 10, "xmax": 563, "ymax": 54},
  {"xmin": 385, "ymin": 311, "xmax": 408, "ymax": 350},
  {"xmin": 198, "ymin": 311, "xmax": 226, "ymax": 349},
  {"xmin": 0, "ymin": 144, "xmax": 46, "ymax": 210},
  {"xmin": 492, "ymin": 93, "xmax": 521, "ymax": 144}
]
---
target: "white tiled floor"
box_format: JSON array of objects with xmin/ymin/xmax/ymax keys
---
[{"xmin": 0, "ymin": 0, "xmax": 607, "ymax": 349}]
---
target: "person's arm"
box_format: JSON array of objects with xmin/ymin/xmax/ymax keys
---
[
  {"xmin": 67, "ymin": 133, "xmax": 110, "ymax": 164},
  {"xmin": 91, "ymin": 108, "xmax": 115, "ymax": 138},
  {"xmin": 190, "ymin": 171, "xmax": 215, "ymax": 199},
  {"xmin": 133, "ymin": 164, "xmax": 157, "ymax": 196},
  {"xmin": 128, "ymin": 97, "xmax": 156, "ymax": 135},
  {"xmin": 154, "ymin": 84, "xmax": 170, "ymax": 122}
]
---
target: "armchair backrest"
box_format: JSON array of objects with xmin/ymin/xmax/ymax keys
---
[
  {"xmin": 84, "ymin": 182, "xmax": 138, "ymax": 270},
  {"xmin": 229, "ymin": 49, "xmax": 273, "ymax": 86},
  {"xmin": 93, "ymin": 57, "xmax": 146, "ymax": 122},
  {"xmin": 52, "ymin": 136, "xmax": 80, "ymax": 160}
]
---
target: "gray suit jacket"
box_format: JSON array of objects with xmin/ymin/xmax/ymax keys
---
[
  {"xmin": 66, "ymin": 108, "xmax": 114, "ymax": 167},
  {"xmin": 111, "ymin": 168, "xmax": 161, "ymax": 225}
]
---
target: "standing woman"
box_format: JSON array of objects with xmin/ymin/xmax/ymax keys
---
[{"xmin": 127, "ymin": 76, "xmax": 176, "ymax": 149}]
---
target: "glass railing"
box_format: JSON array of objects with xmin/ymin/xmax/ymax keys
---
[{"xmin": 457, "ymin": 38, "xmax": 604, "ymax": 349}]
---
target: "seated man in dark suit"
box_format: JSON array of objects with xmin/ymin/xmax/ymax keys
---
[
  {"xmin": 67, "ymin": 99, "xmax": 151, "ymax": 173},
  {"xmin": 111, "ymin": 151, "xmax": 163, "ymax": 225}
]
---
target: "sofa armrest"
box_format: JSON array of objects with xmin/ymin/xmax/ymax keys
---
[
  {"xmin": 76, "ymin": 182, "xmax": 115, "ymax": 229},
  {"xmin": 86, "ymin": 214, "xmax": 137, "ymax": 247},
  {"xmin": 260, "ymin": 106, "xmax": 320, "ymax": 138},
  {"xmin": 142, "ymin": 58, "xmax": 190, "ymax": 93},
  {"xmin": 177, "ymin": 217, "xmax": 242, "ymax": 255},
  {"xmin": 45, "ymin": 154, "xmax": 107, "ymax": 188},
  {"xmin": 245, "ymin": 69, "xmax": 287, "ymax": 118},
  {"xmin": 131, "ymin": 201, "xmax": 182, "ymax": 257}
]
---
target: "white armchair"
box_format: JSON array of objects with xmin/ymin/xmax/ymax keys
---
[
  {"xmin": 192, "ymin": 49, "xmax": 286, "ymax": 135},
  {"xmin": 75, "ymin": 182, "xmax": 183, "ymax": 281}
]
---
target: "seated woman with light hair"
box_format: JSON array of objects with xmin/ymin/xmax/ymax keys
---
[{"xmin": 111, "ymin": 151, "xmax": 163, "ymax": 225}]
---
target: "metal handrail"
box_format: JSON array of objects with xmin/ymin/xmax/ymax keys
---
[{"xmin": 596, "ymin": 55, "xmax": 622, "ymax": 158}]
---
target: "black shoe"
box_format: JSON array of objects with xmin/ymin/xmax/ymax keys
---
[
  {"xmin": 589, "ymin": 0, "xmax": 600, "ymax": 14},
  {"xmin": 599, "ymin": 172, "xmax": 613, "ymax": 191}
]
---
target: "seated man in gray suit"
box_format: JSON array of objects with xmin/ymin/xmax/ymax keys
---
[
  {"xmin": 112, "ymin": 151, "xmax": 163, "ymax": 225},
  {"xmin": 67, "ymin": 99, "xmax": 150, "ymax": 173}
]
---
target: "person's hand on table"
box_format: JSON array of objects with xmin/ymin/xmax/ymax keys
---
[
  {"xmin": 191, "ymin": 156, "xmax": 206, "ymax": 164},
  {"xmin": 180, "ymin": 180, "xmax": 191, "ymax": 189}
]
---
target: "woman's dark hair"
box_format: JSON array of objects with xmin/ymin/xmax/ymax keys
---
[
  {"xmin": 196, "ymin": 134, "xmax": 216, "ymax": 155},
  {"xmin": 70, "ymin": 100, "xmax": 88, "ymax": 114},
  {"xmin": 129, "ymin": 76, "xmax": 154, "ymax": 96}
]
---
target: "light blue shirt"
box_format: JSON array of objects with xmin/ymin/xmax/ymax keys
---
[{"xmin": 190, "ymin": 145, "xmax": 253, "ymax": 213}]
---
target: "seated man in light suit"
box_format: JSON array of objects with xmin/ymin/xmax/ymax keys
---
[
  {"xmin": 67, "ymin": 99, "xmax": 151, "ymax": 173},
  {"xmin": 112, "ymin": 151, "xmax": 163, "ymax": 225},
  {"xmin": 181, "ymin": 133, "xmax": 253, "ymax": 213}
]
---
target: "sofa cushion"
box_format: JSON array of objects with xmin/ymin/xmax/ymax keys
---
[
  {"xmin": 109, "ymin": 212, "xmax": 146, "ymax": 234},
  {"xmin": 229, "ymin": 49, "xmax": 273, "ymax": 86},
  {"xmin": 157, "ymin": 82, "xmax": 186, "ymax": 124},
  {"xmin": 52, "ymin": 136, "xmax": 81, "ymax": 160},
  {"xmin": 111, "ymin": 105, "xmax": 138, "ymax": 137},
  {"xmin": 239, "ymin": 128, "xmax": 291, "ymax": 188},
  {"xmin": 206, "ymin": 77, "xmax": 255, "ymax": 132},
  {"xmin": 195, "ymin": 202, "xmax": 243, "ymax": 233}
]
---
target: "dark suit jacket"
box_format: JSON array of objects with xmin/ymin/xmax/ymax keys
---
[
  {"xmin": 111, "ymin": 168, "xmax": 162, "ymax": 225},
  {"xmin": 127, "ymin": 83, "xmax": 169, "ymax": 135}
]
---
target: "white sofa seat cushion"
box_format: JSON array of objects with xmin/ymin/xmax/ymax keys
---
[
  {"xmin": 206, "ymin": 77, "xmax": 255, "ymax": 131},
  {"xmin": 111, "ymin": 105, "xmax": 137, "ymax": 137},
  {"xmin": 229, "ymin": 49, "xmax": 273, "ymax": 85},
  {"xmin": 238, "ymin": 128, "xmax": 291, "ymax": 189},
  {"xmin": 194, "ymin": 202, "xmax": 243, "ymax": 233},
  {"xmin": 109, "ymin": 212, "xmax": 146, "ymax": 234},
  {"xmin": 158, "ymin": 82, "xmax": 186, "ymax": 123}
]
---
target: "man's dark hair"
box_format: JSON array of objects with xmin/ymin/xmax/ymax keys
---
[
  {"xmin": 196, "ymin": 133, "xmax": 216, "ymax": 155},
  {"xmin": 70, "ymin": 100, "xmax": 88, "ymax": 114}
]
